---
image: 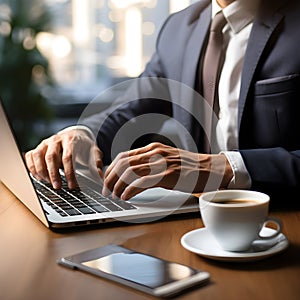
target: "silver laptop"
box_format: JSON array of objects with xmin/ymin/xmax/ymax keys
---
[{"xmin": 0, "ymin": 98, "xmax": 199, "ymax": 230}]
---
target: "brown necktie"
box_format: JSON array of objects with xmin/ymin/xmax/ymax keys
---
[
  {"xmin": 202, "ymin": 11, "xmax": 227, "ymax": 112},
  {"xmin": 202, "ymin": 11, "xmax": 227, "ymax": 152}
]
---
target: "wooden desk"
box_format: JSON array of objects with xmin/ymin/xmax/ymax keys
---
[{"xmin": 0, "ymin": 182, "xmax": 299, "ymax": 300}]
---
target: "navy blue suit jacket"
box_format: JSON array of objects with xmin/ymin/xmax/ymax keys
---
[{"xmin": 82, "ymin": 0, "xmax": 300, "ymax": 206}]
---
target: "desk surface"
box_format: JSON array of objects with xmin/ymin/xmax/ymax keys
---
[{"xmin": 0, "ymin": 182, "xmax": 299, "ymax": 300}]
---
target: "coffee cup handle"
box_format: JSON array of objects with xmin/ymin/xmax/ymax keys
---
[{"xmin": 258, "ymin": 217, "xmax": 282, "ymax": 239}]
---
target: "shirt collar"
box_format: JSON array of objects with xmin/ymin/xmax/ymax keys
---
[{"xmin": 211, "ymin": 0, "xmax": 260, "ymax": 34}]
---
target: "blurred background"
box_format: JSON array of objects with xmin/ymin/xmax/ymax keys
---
[{"xmin": 0, "ymin": 0, "xmax": 198, "ymax": 151}]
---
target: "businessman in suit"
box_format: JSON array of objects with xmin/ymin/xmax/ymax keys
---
[{"xmin": 25, "ymin": 0, "xmax": 300, "ymax": 206}]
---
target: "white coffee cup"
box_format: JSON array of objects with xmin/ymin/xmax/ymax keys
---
[{"xmin": 199, "ymin": 190, "xmax": 282, "ymax": 252}]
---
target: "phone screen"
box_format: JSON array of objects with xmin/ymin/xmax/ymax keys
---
[{"xmin": 82, "ymin": 252, "xmax": 198, "ymax": 289}]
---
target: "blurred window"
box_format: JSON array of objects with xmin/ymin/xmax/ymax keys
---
[{"xmin": 37, "ymin": 0, "xmax": 196, "ymax": 98}]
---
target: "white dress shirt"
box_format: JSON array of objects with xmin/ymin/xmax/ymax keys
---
[{"xmin": 211, "ymin": 0, "xmax": 260, "ymax": 189}]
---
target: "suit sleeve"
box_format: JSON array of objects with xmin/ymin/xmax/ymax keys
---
[{"xmin": 240, "ymin": 148, "xmax": 300, "ymax": 207}]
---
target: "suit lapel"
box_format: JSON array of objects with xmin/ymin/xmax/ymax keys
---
[
  {"xmin": 177, "ymin": 2, "xmax": 211, "ymax": 151},
  {"xmin": 238, "ymin": 0, "xmax": 284, "ymax": 130},
  {"xmin": 181, "ymin": 3, "xmax": 211, "ymax": 87}
]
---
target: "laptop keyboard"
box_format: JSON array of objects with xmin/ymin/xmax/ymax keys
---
[{"xmin": 31, "ymin": 173, "xmax": 137, "ymax": 217}]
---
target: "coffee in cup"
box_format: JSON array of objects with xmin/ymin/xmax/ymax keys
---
[{"xmin": 199, "ymin": 190, "xmax": 282, "ymax": 252}]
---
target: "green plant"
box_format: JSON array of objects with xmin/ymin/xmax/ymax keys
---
[{"xmin": 0, "ymin": 0, "xmax": 54, "ymax": 150}]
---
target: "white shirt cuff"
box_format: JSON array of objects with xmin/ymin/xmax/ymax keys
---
[{"xmin": 221, "ymin": 151, "xmax": 252, "ymax": 189}]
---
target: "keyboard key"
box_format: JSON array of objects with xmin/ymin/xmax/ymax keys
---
[
  {"xmin": 114, "ymin": 200, "xmax": 137, "ymax": 210},
  {"xmin": 100, "ymin": 201, "xmax": 123, "ymax": 211},
  {"xmin": 77, "ymin": 207, "xmax": 96, "ymax": 214},
  {"xmin": 89, "ymin": 204, "xmax": 109, "ymax": 213},
  {"xmin": 64, "ymin": 208, "xmax": 81, "ymax": 216}
]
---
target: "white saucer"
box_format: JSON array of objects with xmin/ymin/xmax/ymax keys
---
[{"xmin": 181, "ymin": 227, "xmax": 289, "ymax": 262}]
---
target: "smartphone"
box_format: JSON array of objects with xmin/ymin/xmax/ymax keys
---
[{"xmin": 57, "ymin": 244, "xmax": 210, "ymax": 298}]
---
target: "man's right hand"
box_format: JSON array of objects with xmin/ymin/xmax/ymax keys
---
[{"xmin": 25, "ymin": 128, "xmax": 103, "ymax": 190}]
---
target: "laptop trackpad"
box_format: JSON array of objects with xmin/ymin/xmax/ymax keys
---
[{"xmin": 128, "ymin": 188, "xmax": 197, "ymax": 208}]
